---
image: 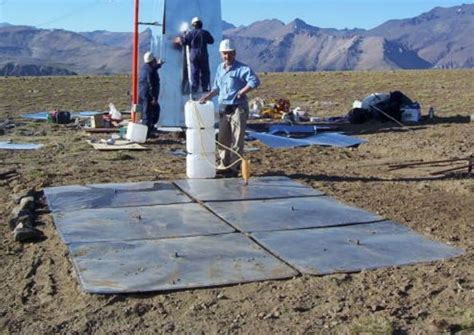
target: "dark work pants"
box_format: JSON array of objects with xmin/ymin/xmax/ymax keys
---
[
  {"xmin": 191, "ymin": 57, "xmax": 211, "ymax": 93},
  {"xmin": 217, "ymin": 103, "xmax": 249, "ymax": 173},
  {"xmin": 141, "ymin": 98, "xmax": 160, "ymax": 137}
]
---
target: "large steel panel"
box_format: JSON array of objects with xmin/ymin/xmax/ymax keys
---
[
  {"xmin": 206, "ymin": 196, "xmax": 383, "ymax": 232},
  {"xmin": 174, "ymin": 176, "xmax": 323, "ymax": 202},
  {"xmin": 69, "ymin": 233, "xmax": 298, "ymax": 293},
  {"xmin": 253, "ymin": 222, "xmax": 464, "ymax": 275},
  {"xmin": 53, "ymin": 203, "xmax": 234, "ymax": 244},
  {"xmin": 44, "ymin": 181, "xmax": 191, "ymax": 212},
  {"xmin": 304, "ymin": 133, "xmax": 367, "ymax": 147},
  {"xmin": 248, "ymin": 131, "xmax": 366, "ymax": 148},
  {"xmin": 156, "ymin": 0, "xmax": 223, "ymax": 126}
]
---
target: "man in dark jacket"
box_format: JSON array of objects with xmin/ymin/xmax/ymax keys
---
[
  {"xmin": 139, "ymin": 51, "xmax": 163, "ymax": 138},
  {"xmin": 181, "ymin": 17, "xmax": 214, "ymax": 93}
]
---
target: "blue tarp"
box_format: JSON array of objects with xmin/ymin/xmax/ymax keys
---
[
  {"xmin": 20, "ymin": 112, "xmax": 49, "ymax": 120},
  {"xmin": 247, "ymin": 131, "xmax": 366, "ymax": 148},
  {"xmin": 20, "ymin": 111, "xmax": 103, "ymax": 121},
  {"xmin": 268, "ymin": 124, "xmax": 316, "ymax": 135},
  {"xmin": 0, "ymin": 142, "xmax": 43, "ymax": 150}
]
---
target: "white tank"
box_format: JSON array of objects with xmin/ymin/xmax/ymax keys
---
[
  {"xmin": 186, "ymin": 153, "xmax": 216, "ymax": 179},
  {"xmin": 185, "ymin": 100, "xmax": 216, "ymax": 179},
  {"xmin": 125, "ymin": 122, "xmax": 148, "ymax": 143},
  {"xmin": 185, "ymin": 100, "xmax": 215, "ymax": 129},
  {"xmin": 186, "ymin": 128, "xmax": 215, "ymax": 154}
]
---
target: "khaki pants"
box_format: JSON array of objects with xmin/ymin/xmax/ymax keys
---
[{"xmin": 217, "ymin": 103, "xmax": 249, "ymax": 173}]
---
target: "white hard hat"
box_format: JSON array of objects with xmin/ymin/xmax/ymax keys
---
[
  {"xmin": 179, "ymin": 22, "xmax": 190, "ymax": 33},
  {"xmin": 191, "ymin": 17, "xmax": 201, "ymax": 25},
  {"xmin": 219, "ymin": 39, "xmax": 235, "ymax": 52},
  {"xmin": 143, "ymin": 51, "xmax": 155, "ymax": 64}
]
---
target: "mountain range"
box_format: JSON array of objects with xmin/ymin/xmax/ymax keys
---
[{"xmin": 0, "ymin": 3, "xmax": 473, "ymax": 76}]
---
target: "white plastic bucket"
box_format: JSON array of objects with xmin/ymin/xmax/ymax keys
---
[
  {"xmin": 185, "ymin": 100, "xmax": 215, "ymax": 129},
  {"xmin": 186, "ymin": 153, "xmax": 216, "ymax": 179},
  {"xmin": 186, "ymin": 128, "xmax": 215, "ymax": 154},
  {"xmin": 125, "ymin": 122, "xmax": 148, "ymax": 143}
]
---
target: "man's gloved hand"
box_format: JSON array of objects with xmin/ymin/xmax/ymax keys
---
[
  {"xmin": 179, "ymin": 22, "xmax": 189, "ymax": 33},
  {"xmin": 172, "ymin": 36, "xmax": 182, "ymax": 47}
]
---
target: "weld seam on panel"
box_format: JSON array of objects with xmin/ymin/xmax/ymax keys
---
[
  {"xmin": 48, "ymin": 199, "xmax": 196, "ymax": 213},
  {"xmin": 199, "ymin": 194, "xmax": 326, "ymax": 203},
  {"xmin": 196, "ymin": 199, "xmax": 302, "ymax": 276},
  {"xmin": 172, "ymin": 181, "xmax": 239, "ymax": 230},
  {"xmin": 244, "ymin": 219, "xmax": 388, "ymax": 234},
  {"xmin": 63, "ymin": 231, "xmax": 237, "ymax": 245}
]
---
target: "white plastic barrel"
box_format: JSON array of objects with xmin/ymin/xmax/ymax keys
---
[
  {"xmin": 186, "ymin": 128, "xmax": 215, "ymax": 154},
  {"xmin": 186, "ymin": 153, "xmax": 216, "ymax": 179},
  {"xmin": 185, "ymin": 100, "xmax": 215, "ymax": 129},
  {"xmin": 126, "ymin": 122, "xmax": 148, "ymax": 143}
]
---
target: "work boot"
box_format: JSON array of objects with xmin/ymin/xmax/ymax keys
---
[
  {"xmin": 146, "ymin": 128, "xmax": 160, "ymax": 139},
  {"xmin": 216, "ymin": 168, "xmax": 229, "ymax": 175},
  {"xmin": 226, "ymin": 170, "xmax": 239, "ymax": 178}
]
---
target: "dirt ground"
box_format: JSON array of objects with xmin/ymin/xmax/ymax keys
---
[{"xmin": 0, "ymin": 70, "xmax": 473, "ymax": 334}]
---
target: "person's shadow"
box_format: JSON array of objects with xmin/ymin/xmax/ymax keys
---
[{"xmin": 261, "ymin": 171, "xmax": 473, "ymax": 183}]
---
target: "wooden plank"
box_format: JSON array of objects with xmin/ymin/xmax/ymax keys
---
[
  {"xmin": 90, "ymin": 115, "xmax": 104, "ymax": 128},
  {"xmin": 84, "ymin": 127, "xmax": 119, "ymax": 133},
  {"xmin": 86, "ymin": 140, "xmax": 147, "ymax": 151}
]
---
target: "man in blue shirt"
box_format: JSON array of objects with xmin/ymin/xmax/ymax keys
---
[
  {"xmin": 200, "ymin": 39, "xmax": 260, "ymax": 177},
  {"xmin": 139, "ymin": 51, "xmax": 163, "ymax": 138},
  {"xmin": 181, "ymin": 17, "xmax": 214, "ymax": 94}
]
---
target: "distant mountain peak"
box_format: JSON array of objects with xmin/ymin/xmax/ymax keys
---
[
  {"xmin": 225, "ymin": 19, "xmax": 285, "ymax": 38},
  {"xmin": 1, "ymin": 4, "xmax": 473, "ymax": 75},
  {"xmin": 222, "ymin": 20, "xmax": 235, "ymax": 31},
  {"xmin": 286, "ymin": 18, "xmax": 319, "ymax": 34},
  {"xmin": 257, "ymin": 18, "xmax": 285, "ymax": 25},
  {"xmin": 223, "ymin": 4, "xmax": 473, "ymax": 72},
  {"xmin": 289, "ymin": 18, "xmax": 308, "ymax": 28},
  {"xmin": 248, "ymin": 19, "xmax": 285, "ymax": 29}
]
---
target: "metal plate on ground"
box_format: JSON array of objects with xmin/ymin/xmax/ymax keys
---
[
  {"xmin": 175, "ymin": 176, "xmax": 323, "ymax": 202},
  {"xmin": 69, "ymin": 233, "xmax": 298, "ymax": 293},
  {"xmin": 252, "ymin": 221, "xmax": 464, "ymax": 275},
  {"xmin": 53, "ymin": 203, "xmax": 234, "ymax": 244},
  {"xmin": 44, "ymin": 181, "xmax": 191, "ymax": 212},
  {"xmin": 206, "ymin": 196, "xmax": 384, "ymax": 232},
  {"xmin": 248, "ymin": 131, "xmax": 366, "ymax": 148},
  {"xmin": 303, "ymin": 133, "xmax": 367, "ymax": 148}
]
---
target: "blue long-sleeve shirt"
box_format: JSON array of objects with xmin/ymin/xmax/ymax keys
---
[
  {"xmin": 182, "ymin": 28, "xmax": 214, "ymax": 60},
  {"xmin": 138, "ymin": 62, "xmax": 161, "ymax": 101},
  {"xmin": 212, "ymin": 60, "xmax": 260, "ymax": 105}
]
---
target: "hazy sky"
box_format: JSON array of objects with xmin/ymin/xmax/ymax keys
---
[{"xmin": 0, "ymin": 0, "xmax": 470, "ymax": 32}]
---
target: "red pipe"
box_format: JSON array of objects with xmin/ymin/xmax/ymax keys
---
[{"xmin": 131, "ymin": 0, "xmax": 139, "ymax": 123}]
